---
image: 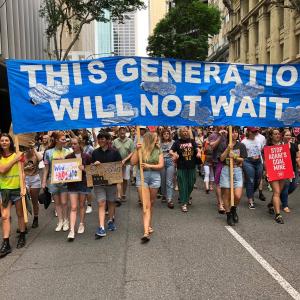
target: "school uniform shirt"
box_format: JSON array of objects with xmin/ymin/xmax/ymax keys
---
[{"xmin": 171, "ymin": 138, "xmax": 198, "ymax": 169}]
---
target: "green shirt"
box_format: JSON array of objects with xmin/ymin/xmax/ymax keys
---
[
  {"xmin": 112, "ymin": 137, "xmax": 134, "ymax": 163},
  {"xmin": 145, "ymin": 148, "xmax": 162, "ymax": 165}
]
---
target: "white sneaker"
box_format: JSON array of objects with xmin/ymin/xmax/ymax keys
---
[
  {"xmin": 67, "ymin": 230, "xmax": 75, "ymax": 241},
  {"xmin": 55, "ymin": 221, "xmax": 63, "ymax": 232},
  {"xmin": 86, "ymin": 205, "xmax": 92, "ymax": 214},
  {"xmin": 77, "ymin": 223, "xmax": 85, "ymax": 234},
  {"xmin": 63, "ymin": 219, "xmax": 69, "ymax": 232}
]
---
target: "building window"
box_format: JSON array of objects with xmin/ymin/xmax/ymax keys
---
[
  {"xmin": 280, "ymin": 43, "xmax": 284, "ymax": 62},
  {"xmin": 235, "ymin": 38, "xmax": 240, "ymax": 59},
  {"xmin": 279, "ymin": 7, "xmax": 284, "ymax": 29},
  {"xmin": 266, "ymin": 12, "xmax": 270, "ymax": 39},
  {"xmin": 296, "ymin": 34, "xmax": 300, "ymax": 55}
]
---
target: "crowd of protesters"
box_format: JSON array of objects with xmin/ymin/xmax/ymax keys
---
[{"xmin": 0, "ymin": 126, "xmax": 299, "ymax": 258}]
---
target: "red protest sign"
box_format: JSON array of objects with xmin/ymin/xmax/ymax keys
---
[{"xmin": 264, "ymin": 144, "xmax": 294, "ymax": 182}]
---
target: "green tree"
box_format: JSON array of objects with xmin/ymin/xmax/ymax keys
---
[
  {"xmin": 147, "ymin": 1, "xmax": 221, "ymax": 60},
  {"xmin": 40, "ymin": 0, "xmax": 145, "ymax": 60}
]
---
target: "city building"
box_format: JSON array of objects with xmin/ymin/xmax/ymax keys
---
[
  {"xmin": 0, "ymin": 0, "xmax": 47, "ymax": 133},
  {"xmin": 207, "ymin": 0, "xmax": 230, "ymax": 62},
  {"xmin": 226, "ymin": 0, "xmax": 300, "ymax": 64},
  {"xmin": 0, "ymin": 0, "xmax": 47, "ymax": 59},
  {"xmin": 148, "ymin": 0, "xmax": 173, "ymax": 35},
  {"xmin": 113, "ymin": 12, "xmax": 137, "ymax": 56},
  {"xmin": 62, "ymin": 22, "xmax": 96, "ymax": 60}
]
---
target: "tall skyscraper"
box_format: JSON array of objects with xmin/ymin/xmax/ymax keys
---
[{"xmin": 113, "ymin": 12, "xmax": 136, "ymax": 56}]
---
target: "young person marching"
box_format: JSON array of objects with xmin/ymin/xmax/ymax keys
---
[
  {"xmin": 0, "ymin": 134, "xmax": 25, "ymax": 258},
  {"xmin": 92, "ymin": 131, "xmax": 122, "ymax": 238},
  {"xmin": 169, "ymin": 127, "xmax": 201, "ymax": 213},
  {"xmin": 65, "ymin": 137, "xmax": 92, "ymax": 241},
  {"xmin": 265, "ymin": 129, "xmax": 286, "ymax": 224},
  {"xmin": 280, "ymin": 129, "xmax": 300, "ymax": 213},
  {"xmin": 42, "ymin": 131, "xmax": 71, "ymax": 232},
  {"xmin": 131, "ymin": 132, "xmax": 164, "ymax": 243},
  {"xmin": 242, "ymin": 127, "xmax": 264, "ymax": 209},
  {"xmin": 24, "ymin": 140, "xmax": 43, "ymax": 228},
  {"xmin": 219, "ymin": 127, "xmax": 247, "ymax": 226},
  {"xmin": 112, "ymin": 127, "xmax": 134, "ymax": 203},
  {"xmin": 159, "ymin": 129, "xmax": 175, "ymax": 209}
]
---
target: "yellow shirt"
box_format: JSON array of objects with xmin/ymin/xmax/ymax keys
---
[{"xmin": 0, "ymin": 153, "xmax": 20, "ymax": 190}]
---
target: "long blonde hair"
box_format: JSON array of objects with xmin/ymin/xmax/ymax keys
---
[{"xmin": 141, "ymin": 132, "xmax": 158, "ymax": 162}]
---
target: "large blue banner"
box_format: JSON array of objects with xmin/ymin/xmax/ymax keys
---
[{"xmin": 6, "ymin": 56, "xmax": 300, "ymax": 133}]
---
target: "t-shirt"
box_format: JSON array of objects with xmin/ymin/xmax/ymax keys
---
[
  {"xmin": 112, "ymin": 137, "xmax": 134, "ymax": 162},
  {"xmin": 44, "ymin": 147, "xmax": 71, "ymax": 176},
  {"xmin": 24, "ymin": 154, "xmax": 39, "ymax": 176},
  {"xmin": 208, "ymin": 132, "xmax": 227, "ymax": 162},
  {"xmin": 255, "ymin": 133, "xmax": 266, "ymax": 149},
  {"xmin": 220, "ymin": 142, "xmax": 247, "ymax": 166},
  {"xmin": 0, "ymin": 153, "xmax": 20, "ymax": 190},
  {"xmin": 91, "ymin": 147, "xmax": 122, "ymax": 164},
  {"xmin": 83, "ymin": 145, "xmax": 94, "ymax": 156},
  {"xmin": 171, "ymin": 138, "xmax": 198, "ymax": 169},
  {"xmin": 242, "ymin": 138, "xmax": 262, "ymax": 159},
  {"xmin": 144, "ymin": 147, "xmax": 162, "ymax": 164},
  {"xmin": 160, "ymin": 141, "xmax": 174, "ymax": 159}
]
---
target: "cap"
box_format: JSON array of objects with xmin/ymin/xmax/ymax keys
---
[
  {"xmin": 247, "ymin": 127, "xmax": 259, "ymax": 133},
  {"xmin": 139, "ymin": 126, "xmax": 147, "ymax": 129}
]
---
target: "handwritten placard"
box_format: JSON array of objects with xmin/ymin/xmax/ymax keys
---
[
  {"xmin": 264, "ymin": 144, "xmax": 294, "ymax": 182},
  {"xmin": 51, "ymin": 158, "xmax": 82, "ymax": 184},
  {"xmin": 85, "ymin": 162, "xmax": 123, "ymax": 187}
]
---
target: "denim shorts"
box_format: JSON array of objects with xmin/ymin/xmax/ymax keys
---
[
  {"xmin": 47, "ymin": 182, "xmax": 68, "ymax": 195},
  {"xmin": 68, "ymin": 182, "xmax": 91, "ymax": 195},
  {"xmin": 25, "ymin": 174, "xmax": 41, "ymax": 189},
  {"xmin": 0, "ymin": 189, "xmax": 21, "ymax": 208},
  {"xmin": 136, "ymin": 170, "xmax": 161, "ymax": 189},
  {"xmin": 220, "ymin": 166, "xmax": 243, "ymax": 189}
]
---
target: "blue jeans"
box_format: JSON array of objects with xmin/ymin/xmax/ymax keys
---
[
  {"xmin": 160, "ymin": 157, "xmax": 175, "ymax": 200},
  {"xmin": 280, "ymin": 175, "xmax": 298, "ymax": 208},
  {"xmin": 243, "ymin": 159, "xmax": 263, "ymax": 199}
]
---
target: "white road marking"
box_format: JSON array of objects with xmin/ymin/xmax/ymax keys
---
[{"xmin": 225, "ymin": 226, "xmax": 300, "ymax": 300}]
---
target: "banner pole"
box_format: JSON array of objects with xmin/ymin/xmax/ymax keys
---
[
  {"xmin": 14, "ymin": 135, "xmax": 28, "ymax": 224},
  {"xmin": 136, "ymin": 126, "xmax": 147, "ymax": 213},
  {"xmin": 229, "ymin": 126, "xmax": 234, "ymax": 208}
]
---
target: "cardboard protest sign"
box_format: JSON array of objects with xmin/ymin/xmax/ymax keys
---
[
  {"xmin": 51, "ymin": 158, "xmax": 82, "ymax": 184},
  {"xmin": 264, "ymin": 144, "xmax": 294, "ymax": 182},
  {"xmin": 85, "ymin": 162, "xmax": 123, "ymax": 187}
]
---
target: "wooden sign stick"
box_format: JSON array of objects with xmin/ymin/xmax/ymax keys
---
[
  {"xmin": 136, "ymin": 126, "xmax": 147, "ymax": 213},
  {"xmin": 229, "ymin": 126, "xmax": 234, "ymax": 208},
  {"xmin": 14, "ymin": 135, "xmax": 28, "ymax": 224}
]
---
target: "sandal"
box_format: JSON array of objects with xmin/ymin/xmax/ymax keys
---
[
  {"xmin": 275, "ymin": 214, "xmax": 284, "ymax": 224},
  {"xmin": 181, "ymin": 204, "xmax": 188, "ymax": 212},
  {"xmin": 141, "ymin": 234, "xmax": 150, "ymax": 243}
]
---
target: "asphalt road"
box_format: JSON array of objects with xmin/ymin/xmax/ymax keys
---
[{"xmin": 1, "ymin": 179, "xmax": 300, "ymax": 300}]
